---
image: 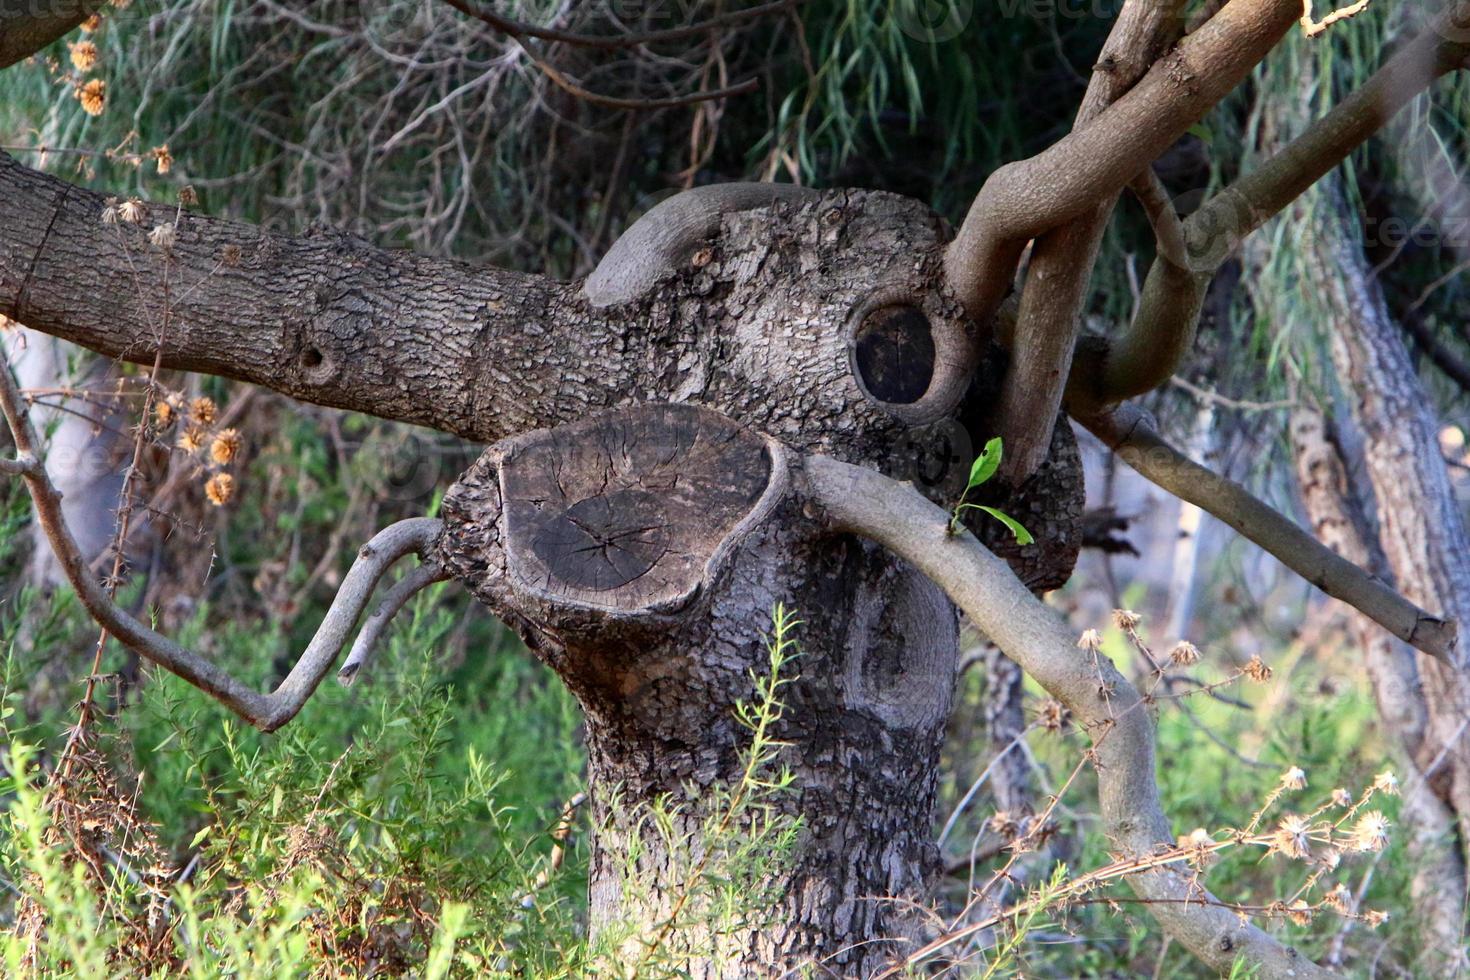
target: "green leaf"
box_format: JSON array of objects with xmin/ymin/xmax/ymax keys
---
[
  {"xmin": 977, "ymin": 506, "xmax": 1034, "ymax": 545},
  {"xmin": 968, "ymin": 437, "xmax": 1003, "ymax": 490},
  {"xmin": 1187, "ymin": 122, "xmax": 1213, "ymax": 145},
  {"xmin": 189, "ymin": 824, "xmax": 214, "ymax": 849}
]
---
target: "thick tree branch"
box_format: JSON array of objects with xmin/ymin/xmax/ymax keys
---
[
  {"xmin": 1080, "ymin": 2, "xmax": 1470, "ymax": 407},
  {"xmin": 0, "ymin": 0, "xmax": 103, "ymax": 70},
  {"xmin": 1079, "ymin": 403, "xmax": 1458, "ymax": 662},
  {"xmin": 944, "ymin": 0, "xmax": 1300, "ymax": 326},
  {"xmin": 0, "ymin": 150, "xmax": 616, "ymax": 444},
  {"xmin": 0, "ymin": 350, "xmax": 445, "ymax": 731},
  {"xmin": 991, "ymin": 0, "xmax": 1188, "ymax": 480},
  {"xmin": 803, "ymin": 454, "xmax": 1334, "ymax": 980}
]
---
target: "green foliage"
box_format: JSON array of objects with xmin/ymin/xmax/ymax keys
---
[{"xmin": 949, "ymin": 437, "xmax": 1034, "ymax": 543}]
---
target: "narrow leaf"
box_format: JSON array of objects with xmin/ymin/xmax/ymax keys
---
[{"xmin": 977, "ymin": 506, "xmax": 1034, "ymax": 545}]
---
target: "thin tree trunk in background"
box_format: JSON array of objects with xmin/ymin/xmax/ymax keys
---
[
  {"xmin": 1164, "ymin": 402, "xmax": 1216, "ymax": 642},
  {"xmin": 1290, "ymin": 402, "xmax": 1466, "ymax": 971},
  {"xmin": 1307, "ymin": 179, "xmax": 1470, "ymax": 970}
]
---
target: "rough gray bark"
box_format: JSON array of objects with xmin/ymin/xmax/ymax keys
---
[
  {"xmin": 1289, "ymin": 404, "xmax": 1467, "ymax": 972},
  {"xmin": 1307, "ymin": 179, "xmax": 1470, "ymax": 894},
  {"xmin": 0, "ymin": 0, "xmax": 102, "ymax": 70}
]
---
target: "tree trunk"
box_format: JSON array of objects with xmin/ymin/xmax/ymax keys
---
[{"xmin": 1289, "ymin": 402, "xmax": 1466, "ymax": 971}]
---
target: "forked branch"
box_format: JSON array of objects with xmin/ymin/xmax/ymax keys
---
[
  {"xmin": 1083, "ymin": 0, "xmax": 1470, "ymax": 407},
  {"xmin": 803, "ymin": 454, "xmax": 1334, "ymax": 979},
  {"xmin": 0, "ymin": 354, "xmax": 445, "ymax": 732},
  {"xmin": 1079, "ymin": 403, "xmax": 1458, "ymax": 662}
]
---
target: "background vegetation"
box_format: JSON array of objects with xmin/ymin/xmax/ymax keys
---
[{"xmin": 0, "ymin": 0, "xmax": 1467, "ymax": 975}]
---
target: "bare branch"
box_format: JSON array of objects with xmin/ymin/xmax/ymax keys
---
[
  {"xmin": 944, "ymin": 0, "xmax": 1301, "ymax": 325},
  {"xmin": 1078, "ymin": 403, "xmax": 1458, "ymax": 662},
  {"xmin": 989, "ymin": 0, "xmax": 1189, "ymax": 480},
  {"xmin": 803, "ymin": 453, "xmax": 1335, "ymax": 980},
  {"xmin": 0, "ymin": 0, "xmax": 104, "ymax": 70},
  {"xmin": 0, "ymin": 350, "xmax": 445, "ymax": 732},
  {"xmin": 0, "ymin": 150, "xmax": 607, "ymax": 444},
  {"xmin": 337, "ymin": 561, "xmax": 450, "ymax": 686},
  {"xmin": 1082, "ymin": 1, "xmax": 1470, "ymax": 407}
]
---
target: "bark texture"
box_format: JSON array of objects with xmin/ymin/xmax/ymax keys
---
[{"xmin": 438, "ymin": 404, "xmax": 962, "ymax": 974}]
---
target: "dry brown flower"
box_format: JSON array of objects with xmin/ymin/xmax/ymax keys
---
[
  {"xmin": 1351, "ymin": 811, "xmax": 1389, "ymax": 853},
  {"xmin": 77, "ymin": 79, "xmax": 106, "ymax": 116},
  {"xmin": 148, "ymin": 223, "xmax": 176, "ymax": 250},
  {"xmin": 177, "ymin": 426, "xmax": 206, "ymax": 454},
  {"xmin": 210, "ymin": 428, "xmax": 241, "ymax": 465},
  {"xmin": 80, "ymin": 14, "xmax": 102, "ymax": 32},
  {"xmin": 1324, "ymin": 882, "xmax": 1351, "ymax": 913},
  {"xmin": 220, "ymin": 243, "xmax": 242, "ymax": 266},
  {"xmin": 1112, "ymin": 609, "xmax": 1141, "ymax": 631},
  {"xmin": 100, "ymin": 196, "xmax": 119, "ymax": 225},
  {"xmin": 69, "ymin": 41, "xmax": 98, "ymax": 72},
  {"xmin": 179, "ymin": 185, "xmax": 198, "ymax": 206},
  {"xmin": 118, "ymin": 198, "xmax": 145, "ymax": 224},
  {"xmin": 1036, "ymin": 698, "xmax": 1069, "ymax": 733},
  {"xmin": 1271, "ymin": 814, "xmax": 1312, "ymax": 859},
  {"xmin": 204, "ymin": 472, "xmax": 234, "ymax": 506},
  {"xmin": 1287, "ymin": 900, "xmax": 1313, "ymax": 926},
  {"xmin": 1331, "ymin": 787, "xmax": 1352, "ymax": 808},
  {"xmin": 1280, "ymin": 767, "xmax": 1307, "ymax": 791},
  {"xmin": 1077, "ymin": 628, "xmax": 1102, "ymax": 652},
  {"xmin": 1168, "ymin": 640, "xmax": 1201, "ymax": 666},
  {"xmin": 153, "ymin": 145, "xmax": 173, "ymax": 175},
  {"xmin": 1371, "ymin": 770, "xmax": 1399, "ymax": 796},
  {"xmin": 1244, "ymin": 656, "xmax": 1272, "ymax": 683},
  {"xmin": 154, "ymin": 400, "xmax": 175, "ymax": 428},
  {"xmin": 1364, "ymin": 909, "xmax": 1389, "ymax": 928},
  {"xmin": 189, "ymin": 396, "xmax": 217, "ymax": 426}
]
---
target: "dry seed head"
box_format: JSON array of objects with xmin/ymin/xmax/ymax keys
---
[
  {"xmin": 179, "ymin": 185, "xmax": 198, "ymax": 206},
  {"xmin": 177, "ymin": 426, "xmax": 206, "ymax": 454},
  {"xmin": 1037, "ymin": 698, "xmax": 1069, "ymax": 733},
  {"xmin": 69, "ymin": 41, "xmax": 98, "ymax": 72},
  {"xmin": 100, "ymin": 196, "xmax": 119, "ymax": 225},
  {"xmin": 1331, "ymin": 787, "xmax": 1352, "ymax": 807},
  {"xmin": 1271, "ymin": 814, "xmax": 1312, "ymax": 859},
  {"xmin": 152, "ymin": 145, "xmax": 173, "ymax": 175},
  {"xmin": 1168, "ymin": 640, "xmax": 1201, "ymax": 666},
  {"xmin": 80, "ymin": 14, "xmax": 101, "ymax": 32},
  {"xmin": 209, "ymin": 428, "xmax": 241, "ymax": 465},
  {"xmin": 189, "ymin": 396, "xmax": 216, "ymax": 425},
  {"xmin": 154, "ymin": 400, "xmax": 175, "ymax": 427},
  {"xmin": 1112, "ymin": 609, "xmax": 1141, "ymax": 631},
  {"xmin": 1077, "ymin": 628, "xmax": 1102, "ymax": 652},
  {"xmin": 1244, "ymin": 655, "xmax": 1273, "ymax": 683},
  {"xmin": 204, "ymin": 472, "xmax": 234, "ymax": 506},
  {"xmin": 1371, "ymin": 770, "xmax": 1399, "ymax": 796},
  {"xmin": 220, "ymin": 243, "xmax": 242, "ymax": 266},
  {"xmin": 1318, "ymin": 848, "xmax": 1341, "ymax": 871},
  {"xmin": 77, "ymin": 78, "xmax": 106, "ymax": 116},
  {"xmin": 988, "ymin": 810, "xmax": 1020, "ymax": 840},
  {"xmin": 1325, "ymin": 882, "xmax": 1351, "ymax": 913},
  {"xmin": 148, "ymin": 222, "xmax": 176, "ymax": 250},
  {"xmin": 1364, "ymin": 909, "xmax": 1389, "ymax": 928},
  {"xmin": 1351, "ymin": 811, "xmax": 1389, "ymax": 853},
  {"xmin": 1287, "ymin": 899, "xmax": 1313, "ymax": 926},
  {"xmin": 118, "ymin": 198, "xmax": 145, "ymax": 224},
  {"xmin": 1280, "ymin": 767, "xmax": 1307, "ymax": 791}
]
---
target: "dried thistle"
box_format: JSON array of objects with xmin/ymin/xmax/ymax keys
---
[
  {"xmin": 100, "ymin": 196, "xmax": 119, "ymax": 225},
  {"xmin": 210, "ymin": 428, "xmax": 241, "ymax": 465},
  {"xmin": 1244, "ymin": 655, "xmax": 1273, "ymax": 683},
  {"xmin": 189, "ymin": 396, "xmax": 217, "ymax": 426},
  {"xmin": 177, "ymin": 426, "xmax": 206, "ymax": 454},
  {"xmin": 80, "ymin": 14, "xmax": 102, "ymax": 32},
  {"xmin": 1280, "ymin": 767, "xmax": 1307, "ymax": 791},
  {"xmin": 118, "ymin": 198, "xmax": 145, "ymax": 224},
  {"xmin": 147, "ymin": 222, "xmax": 176, "ymax": 250},
  {"xmin": 179, "ymin": 185, "xmax": 198, "ymax": 206},
  {"xmin": 1363, "ymin": 909, "xmax": 1389, "ymax": 928},
  {"xmin": 1350, "ymin": 811, "xmax": 1389, "ymax": 853},
  {"xmin": 1371, "ymin": 770, "xmax": 1399, "ymax": 796},
  {"xmin": 1168, "ymin": 640, "xmax": 1201, "ymax": 666},
  {"xmin": 154, "ymin": 400, "xmax": 175, "ymax": 428},
  {"xmin": 77, "ymin": 78, "xmax": 106, "ymax": 117},
  {"xmin": 152, "ymin": 145, "xmax": 173, "ymax": 175},
  {"xmin": 1036, "ymin": 698, "xmax": 1069, "ymax": 733},
  {"xmin": 1286, "ymin": 899, "xmax": 1313, "ymax": 926},
  {"xmin": 1324, "ymin": 882, "xmax": 1352, "ymax": 913},
  {"xmin": 1077, "ymin": 628, "xmax": 1102, "ymax": 652},
  {"xmin": 204, "ymin": 472, "xmax": 235, "ymax": 506},
  {"xmin": 1111, "ymin": 609, "xmax": 1141, "ymax": 631},
  {"xmin": 1331, "ymin": 787, "xmax": 1352, "ymax": 807},
  {"xmin": 220, "ymin": 243, "xmax": 242, "ymax": 266},
  {"xmin": 1271, "ymin": 814, "xmax": 1312, "ymax": 859},
  {"xmin": 69, "ymin": 40, "xmax": 98, "ymax": 72}
]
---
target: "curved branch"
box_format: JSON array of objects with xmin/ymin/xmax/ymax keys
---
[
  {"xmin": 0, "ymin": 0, "xmax": 104, "ymax": 70},
  {"xmin": 1084, "ymin": 2, "xmax": 1470, "ymax": 407},
  {"xmin": 1079, "ymin": 403, "xmax": 1458, "ymax": 662},
  {"xmin": 0, "ymin": 150, "xmax": 604, "ymax": 444},
  {"xmin": 803, "ymin": 454, "xmax": 1334, "ymax": 979},
  {"xmin": 437, "ymin": 0, "xmax": 798, "ymax": 52},
  {"xmin": 0, "ymin": 352, "xmax": 445, "ymax": 732},
  {"xmin": 336, "ymin": 561, "xmax": 450, "ymax": 686},
  {"xmin": 944, "ymin": 0, "xmax": 1301, "ymax": 324},
  {"xmin": 990, "ymin": 0, "xmax": 1188, "ymax": 480}
]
